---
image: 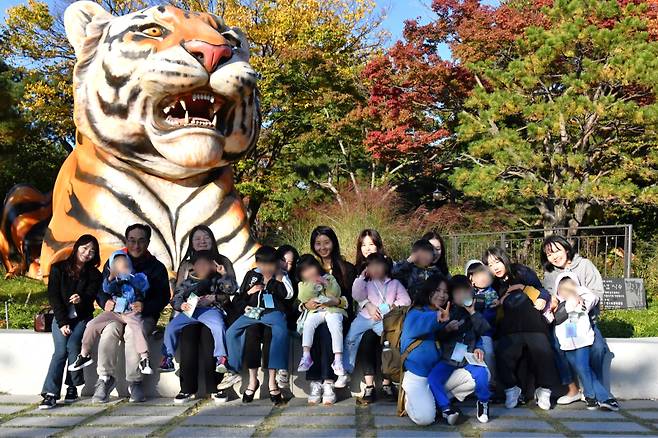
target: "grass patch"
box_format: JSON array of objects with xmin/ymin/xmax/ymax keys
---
[
  {"xmin": 0, "ymin": 269, "xmax": 48, "ymax": 329},
  {"xmin": 599, "ymin": 298, "xmax": 658, "ymax": 338}
]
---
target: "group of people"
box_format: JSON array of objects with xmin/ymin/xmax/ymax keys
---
[{"xmin": 38, "ymin": 223, "xmax": 619, "ymax": 427}]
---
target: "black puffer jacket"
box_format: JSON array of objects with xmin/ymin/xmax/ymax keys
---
[{"xmin": 48, "ymin": 261, "xmax": 102, "ymax": 326}]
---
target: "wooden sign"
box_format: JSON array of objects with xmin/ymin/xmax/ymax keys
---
[{"xmin": 602, "ymin": 278, "xmax": 646, "ymax": 310}]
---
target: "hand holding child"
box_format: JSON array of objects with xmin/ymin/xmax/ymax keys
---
[
  {"xmin": 214, "ymin": 261, "xmax": 226, "ymax": 276},
  {"xmin": 534, "ymin": 298, "xmax": 547, "ymax": 311},
  {"xmin": 132, "ymin": 301, "xmax": 143, "ymax": 313},
  {"xmin": 104, "ymin": 299, "xmax": 115, "ymax": 312}
]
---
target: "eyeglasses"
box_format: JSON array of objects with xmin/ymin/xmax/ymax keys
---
[{"xmin": 127, "ymin": 238, "xmax": 148, "ymax": 245}]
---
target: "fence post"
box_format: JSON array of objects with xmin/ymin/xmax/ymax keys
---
[
  {"xmin": 624, "ymin": 224, "xmax": 632, "ymax": 278},
  {"xmin": 500, "ymin": 233, "xmax": 506, "ymax": 249},
  {"xmin": 450, "ymin": 235, "xmax": 459, "ymax": 268}
]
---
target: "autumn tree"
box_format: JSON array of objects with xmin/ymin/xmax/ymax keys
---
[{"xmin": 452, "ymin": 0, "xmax": 658, "ymax": 234}]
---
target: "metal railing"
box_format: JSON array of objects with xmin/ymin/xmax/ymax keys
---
[{"xmin": 447, "ymin": 224, "xmax": 632, "ymax": 278}]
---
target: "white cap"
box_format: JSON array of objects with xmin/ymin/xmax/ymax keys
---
[{"xmin": 464, "ymin": 259, "xmax": 484, "ymax": 275}]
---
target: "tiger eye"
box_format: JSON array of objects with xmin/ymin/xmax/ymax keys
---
[{"xmin": 143, "ymin": 27, "xmax": 163, "ymax": 37}]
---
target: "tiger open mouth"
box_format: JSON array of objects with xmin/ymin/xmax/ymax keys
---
[{"xmin": 157, "ymin": 90, "xmax": 226, "ymax": 133}]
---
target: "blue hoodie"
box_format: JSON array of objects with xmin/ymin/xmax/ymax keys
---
[
  {"xmin": 100, "ymin": 250, "xmax": 150, "ymax": 310},
  {"xmin": 400, "ymin": 306, "xmax": 446, "ymax": 377}
]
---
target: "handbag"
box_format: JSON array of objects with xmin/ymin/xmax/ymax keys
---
[
  {"xmin": 244, "ymin": 291, "xmax": 265, "ymax": 320},
  {"xmin": 296, "ymin": 308, "xmax": 309, "ymax": 335},
  {"xmin": 34, "ymin": 306, "xmax": 55, "ymax": 332}
]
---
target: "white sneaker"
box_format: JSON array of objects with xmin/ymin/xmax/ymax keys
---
[
  {"xmin": 505, "ymin": 386, "xmax": 522, "ymax": 409},
  {"xmin": 535, "ymin": 387, "xmax": 552, "ymax": 410},
  {"xmin": 308, "ymin": 381, "xmax": 322, "ymax": 405},
  {"xmin": 276, "ymin": 370, "xmax": 290, "ymax": 389},
  {"xmin": 331, "ymin": 359, "xmax": 345, "ymax": 376},
  {"xmin": 334, "ymin": 374, "xmax": 351, "ymax": 389},
  {"xmin": 557, "ymin": 391, "xmax": 582, "ymax": 405},
  {"xmin": 322, "ymin": 382, "xmax": 336, "ymax": 405}
]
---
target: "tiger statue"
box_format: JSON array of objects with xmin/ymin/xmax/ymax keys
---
[{"xmin": 38, "ymin": 1, "xmax": 260, "ymax": 281}]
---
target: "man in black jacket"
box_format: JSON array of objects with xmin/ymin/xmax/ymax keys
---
[{"xmin": 93, "ymin": 224, "xmax": 170, "ymax": 403}]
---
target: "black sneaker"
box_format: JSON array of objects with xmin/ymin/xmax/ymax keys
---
[
  {"xmin": 360, "ymin": 385, "xmax": 376, "ymax": 405},
  {"xmin": 139, "ymin": 358, "xmax": 153, "ymax": 375},
  {"xmin": 68, "ymin": 354, "xmax": 93, "ymax": 371},
  {"xmin": 382, "ymin": 384, "xmax": 397, "ymax": 402},
  {"xmin": 476, "ymin": 400, "xmax": 489, "ymax": 423},
  {"xmin": 518, "ymin": 394, "xmax": 528, "ymax": 405},
  {"xmin": 442, "ymin": 407, "xmax": 460, "ymax": 425},
  {"xmin": 174, "ymin": 392, "xmax": 194, "ymax": 404},
  {"xmin": 585, "ymin": 397, "xmax": 598, "ymax": 410},
  {"xmin": 599, "ymin": 398, "xmax": 620, "ymax": 411},
  {"xmin": 64, "ymin": 386, "xmax": 78, "ymax": 404},
  {"xmin": 38, "ymin": 394, "xmax": 57, "ymax": 410},
  {"xmin": 213, "ymin": 390, "xmax": 229, "ymax": 404},
  {"xmin": 159, "ymin": 355, "xmax": 175, "ymax": 372}
]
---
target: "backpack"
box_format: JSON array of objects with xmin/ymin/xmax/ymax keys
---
[{"xmin": 380, "ymin": 306, "xmax": 422, "ymax": 384}]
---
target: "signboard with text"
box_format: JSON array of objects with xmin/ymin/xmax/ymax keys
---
[{"xmin": 602, "ymin": 278, "xmax": 646, "ymax": 310}]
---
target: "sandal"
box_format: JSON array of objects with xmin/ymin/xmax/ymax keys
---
[
  {"xmin": 269, "ymin": 388, "xmax": 284, "ymax": 406},
  {"xmin": 242, "ymin": 380, "xmax": 260, "ymax": 403}
]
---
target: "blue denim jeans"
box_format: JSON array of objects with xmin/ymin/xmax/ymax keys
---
[
  {"xmin": 551, "ymin": 329, "xmax": 574, "ymax": 385},
  {"xmin": 163, "ymin": 307, "xmax": 226, "ymax": 357},
  {"xmin": 564, "ymin": 346, "xmax": 612, "ymax": 402},
  {"xmin": 343, "ymin": 314, "xmax": 383, "ymax": 374},
  {"xmin": 428, "ymin": 361, "xmax": 490, "ymax": 410},
  {"xmin": 553, "ymin": 322, "xmax": 612, "ymax": 388},
  {"xmin": 41, "ymin": 318, "xmax": 87, "ymax": 398},
  {"xmin": 226, "ymin": 311, "xmax": 289, "ymax": 372}
]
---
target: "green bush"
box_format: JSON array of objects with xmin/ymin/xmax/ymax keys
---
[{"xmin": 0, "ymin": 272, "xmax": 48, "ymax": 329}]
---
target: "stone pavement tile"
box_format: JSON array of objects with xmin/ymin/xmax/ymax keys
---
[
  {"xmin": 546, "ymin": 409, "xmax": 626, "ymax": 419},
  {"xmin": 280, "ymin": 402, "xmax": 356, "ymax": 416},
  {"xmin": 275, "ymin": 414, "xmax": 355, "ymax": 427},
  {"xmin": 0, "ymin": 405, "xmax": 29, "ymax": 416},
  {"xmin": 141, "ymin": 398, "xmax": 200, "ymax": 406},
  {"xmin": 377, "ymin": 430, "xmax": 462, "ymax": 437},
  {"xmin": 109, "ymin": 405, "xmax": 189, "ymax": 416},
  {"xmin": 61, "ymin": 426, "xmax": 158, "ymax": 437},
  {"xmin": 167, "ymin": 426, "xmax": 255, "ymax": 437},
  {"xmin": 73, "ymin": 397, "xmax": 124, "ymax": 406},
  {"xmin": 269, "ymin": 428, "xmax": 356, "ymax": 437},
  {"xmin": 2, "ymin": 415, "xmax": 87, "ymax": 428},
  {"xmin": 373, "ymin": 415, "xmax": 418, "ymax": 428},
  {"xmin": 461, "ymin": 406, "xmax": 540, "ymax": 419},
  {"xmin": 482, "ymin": 433, "xmax": 565, "ymax": 438},
  {"xmin": 197, "ymin": 403, "xmax": 272, "ymax": 417},
  {"xmin": 0, "ymin": 395, "xmax": 41, "ymax": 405},
  {"xmin": 0, "ymin": 427, "xmax": 62, "ymax": 437},
  {"xmin": 580, "ymin": 435, "xmax": 657, "ymax": 438},
  {"xmin": 627, "ymin": 410, "xmax": 658, "ymax": 420},
  {"xmin": 619, "ymin": 400, "xmax": 658, "ymax": 410},
  {"xmin": 469, "ymin": 418, "xmax": 556, "ymax": 431},
  {"xmin": 562, "ymin": 420, "xmax": 651, "ymax": 433},
  {"xmin": 25, "ymin": 405, "xmax": 107, "ymax": 416},
  {"xmin": 182, "ymin": 415, "xmax": 264, "ymax": 427},
  {"xmin": 85, "ymin": 415, "xmax": 171, "ymax": 427},
  {"xmin": 369, "ymin": 403, "xmax": 397, "ymax": 416}
]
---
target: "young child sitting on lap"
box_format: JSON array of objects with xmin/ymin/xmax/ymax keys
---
[
  {"xmin": 465, "ymin": 260, "xmax": 499, "ymax": 377},
  {"xmin": 69, "ymin": 250, "xmax": 152, "ymax": 374},
  {"xmin": 393, "ymin": 239, "xmax": 441, "ymax": 300},
  {"xmin": 160, "ymin": 250, "xmax": 237, "ymax": 374},
  {"xmin": 296, "ymin": 254, "xmax": 347, "ymax": 376},
  {"xmin": 553, "ymin": 273, "xmax": 620, "ymax": 411},
  {"xmin": 428, "ymin": 275, "xmax": 491, "ymax": 425}
]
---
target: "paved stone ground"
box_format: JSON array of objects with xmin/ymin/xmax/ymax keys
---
[{"xmin": 0, "ymin": 394, "xmax": 657, "ymax": 437}]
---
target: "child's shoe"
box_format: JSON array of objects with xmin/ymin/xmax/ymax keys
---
[
  {"xmin": 39, "ymin": 394, "xmax": 57, "ymax": 410},
  {"xmin": 441, "ymin": 407, "xmax": 460, "ymax": 425},
  {"xmin": 534, "ymin": 387, "xmax": 552, "ymax": 410},
  {"xmin": 476, "ymin": 400, "xmax": 489, "ymax": 423},
  {"xmin": 215, "ymin": 356, "xmax": 228, "ymax": 374},
  {"xmin": 331, "ymin": 359, "xmax": 345, "ymax": 376},
  {"xmin": 139, "ymin": 357, "xmax": 153, "ymax": 375},
  {"xmin": 504, "ymin": 386, "xmax": 522, "ymax": 409},
  {"xmin": 297, "ymin": 355, "xmax": 314, "ymax": 372},
  {"xmin": 322, "ymin": 382, "xmax": 336, "ymax": 405},
  {"xmin": 68, "ymin": 354, "xmax": 93, "ymax": 371},
  {"xmin": 276, "ymin": 369, "xmax": 290, "ymax": 389},
  {"xmin": 585, "ymin": 397, "xmax": 598, "ymax": 410},
  {"xmin": 308, "ymin": 381, "xmax": 322, "ymax": 405},
  {"xmin": 382, "ymin": 383, "xmax": 397, "ymax": 402},
  {"xmin": 159, "ymin": 355, "xmax": 175, "ymax": 372},
  {"xmin": 334, "ymin": 374, "xmax": 351, "ymax": 389},
  {"xmin": 217, "ymin": 371, "xmax": 242, "ymax": 390},
  {"xmin": 599, "ymin": 398, "xmax": 620, "ymax": 411},
  {"xmin": 64, "ymin": 386, "xmax": 78, "ymax": 404}
]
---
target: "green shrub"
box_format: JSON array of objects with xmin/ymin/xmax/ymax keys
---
[{"xmin": 0, "ymin": 271, "xmax": 48, "ymax": 329}]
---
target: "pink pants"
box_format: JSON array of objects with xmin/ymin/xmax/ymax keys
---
[{"xmin": 81, "ymin": 311, "xmax": 148, "ymax": 356}]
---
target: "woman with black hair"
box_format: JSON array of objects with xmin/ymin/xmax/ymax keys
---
[
  {"xmin": 483, "ymin": 246, "xmax": 558, "ymax": 411},
  {"xmin": 304, "ymin": 226, "xmax": 356, "ymax": 405},
  {"xmin": 355, "ymin": 229, "xmax": 385, "ymax": 274},
  {"xmin": 421, "ymin": 231, "xmax": 451, "ymax": 277},
  {"xmin": 175, "ymin": 225, "xmax": 236, "ymax": 287},
  {"xmin": 399, "ymin": 275, "xmax": 476, "ymax": 425},
  {"xmin": 541, "ymin": 235, "xmax": 611, "ymax": 405},
  {"xmin": 39, "ymin": 235, "xmax": 102, "ymax": 410}
]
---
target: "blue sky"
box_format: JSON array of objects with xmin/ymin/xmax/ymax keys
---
[{"xmin": 1, "ymin": 0, "xmax": 498, "ymax": 49}]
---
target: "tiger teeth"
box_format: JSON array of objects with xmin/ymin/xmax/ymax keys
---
[
  {"xmin": 184, "ymin": 110, "xmax": 189, "ymax": 124},
  {"xmin": 212, "ymin": 114, "xmax": 217, "ymax": 126},
  {"xmin": 180, "ymin": 100, "xmax": 186, "ymax": 110}
]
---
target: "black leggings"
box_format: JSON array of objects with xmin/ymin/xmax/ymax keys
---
[
  {"xmin": 179, "ymin": 324, "xmax": 221, "ymax": 395},
  {"xmin": 243, "ymin": 324, "xmax": 273, "ymax": 369},
  {"xmin": 306, "ymin": 323, "xmax": 336, "ymax": 381},
  {"xmin": 496, "ymin": 332, "xmax": 560, "ymax": 390},
  {"xmin": 356, "ymin": 329, "xmax": 381, "ymax": 377}
]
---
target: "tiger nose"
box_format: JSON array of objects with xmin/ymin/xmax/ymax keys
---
[{"xmin": 183, "ymin": 40, "xmax": 232, "ymax": 73}]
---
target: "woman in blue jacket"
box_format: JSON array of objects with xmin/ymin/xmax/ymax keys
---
[{"xmin": 400, "ymin": 275, "xmax": 475, "ymax": 425}]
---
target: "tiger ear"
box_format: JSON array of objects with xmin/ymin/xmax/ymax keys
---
[{"xmin": 64, "ymin": 1, "xmax": 112, "ymax": 59}]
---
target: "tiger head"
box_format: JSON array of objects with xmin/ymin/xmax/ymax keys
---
[{"xmin": 64, "ymin": 2, "xmax": 260, "ymax": 179}]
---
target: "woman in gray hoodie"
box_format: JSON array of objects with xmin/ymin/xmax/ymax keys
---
[{"xmin": 541, "ymin": 235, "xmax": 611, "ymax": 406}]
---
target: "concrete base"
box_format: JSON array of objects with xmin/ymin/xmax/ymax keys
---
[{"xmin": 1, "ymin": 330, "xmax": 657, "ymax": 400}]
